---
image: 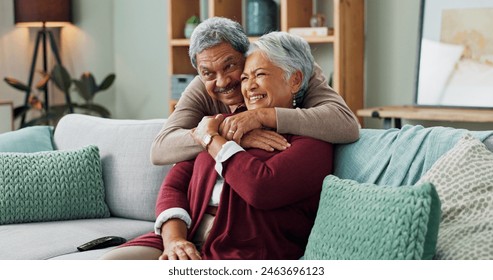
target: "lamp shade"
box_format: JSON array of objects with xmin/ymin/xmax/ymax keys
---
[{"xmin": 14, "ymin": 0, "xmax": 72, "ymax": 27}]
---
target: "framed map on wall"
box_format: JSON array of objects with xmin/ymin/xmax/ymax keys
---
[{"xmin": 415, "ymin": 0, "xmax": 493, "ymax": 108}]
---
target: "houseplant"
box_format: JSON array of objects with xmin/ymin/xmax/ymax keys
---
[
  {"xmin": 3, "ymin": 64, "xmax": 115, "ymax": 128},
  {"xmin": 184, "ymin": 15, "xmax": 200, "ymax": 38}
]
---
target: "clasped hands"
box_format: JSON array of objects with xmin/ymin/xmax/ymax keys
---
[{"xmin": 191, "ymin": 110, "xmax": 290, "ymax": 152}]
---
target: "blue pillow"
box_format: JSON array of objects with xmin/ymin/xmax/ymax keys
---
[{"xmin": 0, "ymin": 126, "xmax": 54, "ymax": 152}]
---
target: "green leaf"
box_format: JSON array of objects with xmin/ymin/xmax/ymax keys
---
[
  {"xmin": 80, "ymin": 72, "xmax": 97, "ymax": 96},
  {"xmin": 22, "ymin": 112, "xmax": 60, "ymax": 127},
  {"xmin": 35, "ymin": 73, "xmax": 51, "ymax": 90},
  {"xmin": 4, "ymin": 77, "xmax": 31, "ymax": 92},
  {"xmin": 49, "ymin": 104, "xmax": 72, "ymax": 113},
  {"xmin": 75, "ymin": 103, "xmax": 111, "ymax": 118},
  {"xmin": 51, "ymin": 64, "xmax": 72, "ymax": 93},
  {"xmin": 186, "ymin": 15, "xmax": 200, "ymax": 24},
  {"xmin": 13, "ymin": 105, "xmax": 31, "ymax": 119},
  {"xmin": 73, "ymin": 79, "xmax": 92, "ymax": 101},
  {"xmin": 98, "ymin": 74, "xmax": 116, "ymax": 91}
]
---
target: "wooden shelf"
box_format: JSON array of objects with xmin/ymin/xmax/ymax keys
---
[
  {"xmin": 302, "ymin": 35, "xmax": 336, "ymax": 43},
  {"xmin": 170, "ymin": 39, "xmax": 191, "ymax": 46},
  {"xmin": 167, "ymin": 0, "xmax": 364, "ymax": 115},
  {"xmin": 357, "ymin": 105, "xmax": 493, "ymax": 128}
]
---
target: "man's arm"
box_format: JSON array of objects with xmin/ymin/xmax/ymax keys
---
[
  {"xmin": 151, "ymin": 76, "xmax": 230, "ymax": 165},
  {"xmin": 277, "ymin": 63, "xmax": 360, "ymax": 143},
  {"xmin": 151, "ymin": 77, "xmax": 291, "ymax": 165},
  {"xmin": 221, "ymin": 63, "xmax": 360, "ymax": 144}
]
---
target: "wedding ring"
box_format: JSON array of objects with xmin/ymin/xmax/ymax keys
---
[{"xmin": 228, "ymin": 130, "xmax": 236, "ymax": 134}]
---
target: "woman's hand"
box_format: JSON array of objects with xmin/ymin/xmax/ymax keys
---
[
  {"xmin": 241, "ymin": 129, "xmax": 290, "ymax": 152},
  {"xmin": 159, "ymin": 238, "xmax": 202, "ymax": 260},
  {"xmin": 160, "ymin": 219, "xmax": 201, "ymax": 260}
]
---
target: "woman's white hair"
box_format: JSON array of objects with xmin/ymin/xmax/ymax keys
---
[{"xmin": 248, "ymin": 32, "xmax": 314, "ymax": 106}]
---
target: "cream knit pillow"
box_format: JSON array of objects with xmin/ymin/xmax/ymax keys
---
[{"xmin": 417, "ymin": 134, "xmax": 493, "ymax": 259}]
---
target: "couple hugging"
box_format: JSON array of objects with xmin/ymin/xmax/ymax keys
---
[{"xmin": 102, "ymin": 17, "xmax": 359, "ymax": 260}]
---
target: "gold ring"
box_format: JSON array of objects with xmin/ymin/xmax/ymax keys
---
[{"xmin": 228, "ymin": 130, "xmax": 236, "ymax": 134}]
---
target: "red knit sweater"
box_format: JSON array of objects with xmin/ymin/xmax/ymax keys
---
[{"xmin": 155, "ymin": 135, "xmax": 333, "ymax": 260}]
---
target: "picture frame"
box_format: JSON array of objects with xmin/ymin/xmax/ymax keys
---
[{"xmin": 415, "ymin": 0, "xmax": 493, "ymax": 108}]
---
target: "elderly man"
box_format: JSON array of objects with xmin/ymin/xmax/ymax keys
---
[{"xmin": 151, "ymin": 17, "xmax": 359, "ymax": 165}]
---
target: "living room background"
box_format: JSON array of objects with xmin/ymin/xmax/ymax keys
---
[{"xmin": 1, "ymin": 0, "xmax": 491, "ymax": 130}]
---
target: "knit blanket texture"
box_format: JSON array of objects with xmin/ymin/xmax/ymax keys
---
[{"xmin": 333, "ymin": 125, "xmax": 493, "ymax": 186}]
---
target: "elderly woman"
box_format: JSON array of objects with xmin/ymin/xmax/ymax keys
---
[{"xmin": 101, "ymin": 32, "xmax": 333, "ymax": 260}]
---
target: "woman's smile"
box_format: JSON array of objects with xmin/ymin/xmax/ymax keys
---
[{"xmin": 248, "ymin": 94, "xmax": 267, "ymax": 103}]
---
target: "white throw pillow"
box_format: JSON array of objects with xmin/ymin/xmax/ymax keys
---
[{"xmin": 417, "ymin": 134, "xmax": 493, "ymax": 259}]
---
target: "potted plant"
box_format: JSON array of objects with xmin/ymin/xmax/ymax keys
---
[
  {"xmin": 51, "ymin": 65, "xmax": 115, "ymax": 118},
  {"xmin": 184, "ymin": 15, "xmax": 200, "ymax": 39},
  {"xmin": 3, "ymin": 71, "xmax": 64, "ymax": 127},
  {"xmin": 3, "ymin": 64, "xmax": 115, "ymax": 128}
]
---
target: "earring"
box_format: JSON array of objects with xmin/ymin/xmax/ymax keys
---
[{"xmin": 292, "ymin": 95, "xmax": 297, "ymax": 108}]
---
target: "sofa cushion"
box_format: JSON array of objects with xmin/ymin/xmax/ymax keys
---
[
  {"xmin": 0, "ymin": 125, "xmax": 53, "ymax": 152},
  {"xmin": 54, "ymin": 114, "xmax": 171, "ymax": 221},
  {"xmin": 304, "ymin": 175, "xmax": 441, "ymax": 260},
  {"xmin": 0, "ymin": 217, "xmax": 153, "ymax": 260},
  {"xmin": 0, "ymin": 145, "xmax": 110, "ymax": 225},
  {"xmin": 417, "ymin": 134, "xmax": 493, "ymax": 259}
]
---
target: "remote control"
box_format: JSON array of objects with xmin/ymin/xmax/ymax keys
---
[{"xmin": 77, "ymin": 236, "xmax": 127, "ymax": 252}]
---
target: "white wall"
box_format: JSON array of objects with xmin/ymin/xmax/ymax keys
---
[
  {"xmin": 65, "ymin": 0, "xmax": 170, "ymax": 120},
  {"xmin": 113, "ymin": 0, "xmax": 169, "ymax": 119},
  {"xmin": 2, "ymin": 0, "xmax": 493, "ymax": 129},
  {"xmin": 0, "ymin": 0, "xmax": 36, "ymax": 126},
  {"xmin": 365, "ymin": 0, "xmax": 421, "ymax": 128},
  {"xmin": 62, "ymin": 0, "xmax": 115, "ymax": 114}
]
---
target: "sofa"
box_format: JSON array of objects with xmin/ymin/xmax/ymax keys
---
[
  {"xmin": 0, "ymin": 113, "xmax": 492, "ymax": 260},
  {"xmin": 0, "ymin": 114, "xmax": 170, "ymax": 260}
]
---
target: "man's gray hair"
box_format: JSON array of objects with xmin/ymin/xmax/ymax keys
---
[
  {"xmin": 248, "ymin": 32, "xmax": 314, "ymax": 105},
  {"xmin": 189, "ymin": 17, "xmax": 249, "ymax": 69}
]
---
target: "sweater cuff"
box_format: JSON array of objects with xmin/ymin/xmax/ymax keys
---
[
  {"xmin": 154, "ymin": 207, "xmax": 192, "ymax": 235},
  {"xmin": 275, "ymin": 107, "xmax": 300, "ymax": 134},
  {"xmin": 214, "ymin": 141, "xmax": 245, "ymax": 176}
]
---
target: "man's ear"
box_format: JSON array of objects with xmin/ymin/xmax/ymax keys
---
[{"xmin": 289, "ymin": 70, "xmax": 303, "ymax": 93}]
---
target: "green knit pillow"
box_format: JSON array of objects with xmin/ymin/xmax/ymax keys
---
[
  {"xmin": 304, "ymin": 175, "xmax": 441, "ymax": 260},
  {"xmin": 0, "ymin": 145, "xmax": 110, "ymax": 225}
]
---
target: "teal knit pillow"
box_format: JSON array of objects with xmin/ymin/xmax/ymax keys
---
[
  {"xmin": 0, "ymin": 145, "xmax": 110, "ymax": 225},
  {"xmin": 304, "ymin": 175, "xmax": 441, "ymax": 260}
]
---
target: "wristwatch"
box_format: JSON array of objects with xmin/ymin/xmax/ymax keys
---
[{"xmin": 202, "ymin": 133, "xmax": 219, "ymax": 150}]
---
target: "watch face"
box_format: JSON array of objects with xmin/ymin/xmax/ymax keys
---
[{"xmin": 202, "ymin": 134, "xmax": 212, "ymax": 146}]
